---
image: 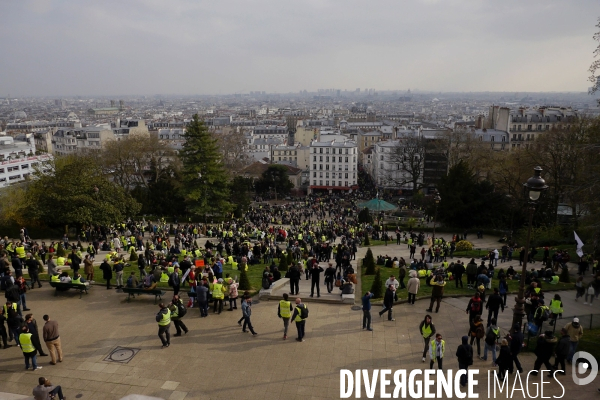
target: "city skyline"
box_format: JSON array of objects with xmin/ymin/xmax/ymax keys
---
[{"xmin": 1, "ymin": 0, "xmax": 598, "ymax": 96}]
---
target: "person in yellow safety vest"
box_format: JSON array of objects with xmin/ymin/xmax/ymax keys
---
[
  {"xmin": 291, "ymin": 298, "xmax": 308, "ymax": 341},
  {"xmin": 15, "ymin": 243, "xmax": 26, "ymax": 261},
  {"xmin": 277, "ymin": 293, "xmax": 293, "ymax": 339},
  {"xmin": 549, "ymin": 294, "xmax": 564, "ymax": 326},
  {"xmin": 19, "ymin": 326, "xmax": 40, "ymax": 370},
  {"xmin": 50, "ymin": 273, "xmax": 60, "ymax": 282},
  {"xmin": 180, "ymin": 249, "xmax": 187, "ymax": 257},
  {"xmin": 167, "ymin": 263, "xmax": 175, "ymax": 274},
  {"xmin": 441, "ymin": 261, "xmax": 449, "ymax": 270},
  {"xmin": 6, "ymin": 242, "xmax": 14, "ymax": 255},
  {"xmin": 156, "ymin": 303, "xmax": 171, "ymax": 348},
  {"xmin": 428, "ymin": 333, "xmax": 445, "ymax": 370},
  {"xmin": 211, "ymin": 278, "xmax": 226, "ymax": 314},
  {"xmin": 56, "ymin": 256, "xmax": 65, "ymax": 267},
  {"xmin": 160, "ymin": 270, "xmax": 170, "ymax": 283}
]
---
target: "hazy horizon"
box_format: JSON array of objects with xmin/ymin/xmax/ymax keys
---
[{"xmin": 1, "ymin": 0, "xmax": 598, "ymax": 97}]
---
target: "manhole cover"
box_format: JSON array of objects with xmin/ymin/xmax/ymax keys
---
[
  {"xmin": 350, "ymin": 305, "xmax": 362, "ymax": 311},
  {"xmin": 104, "ymin": 346, "xmax": 140, "ymax": 363}
]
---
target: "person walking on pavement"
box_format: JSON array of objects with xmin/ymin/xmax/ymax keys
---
[
  {"xmin": 33, "ymin": 377, "xmax": 66, "ymax": 400},
  {"xmin": 485, "ymin": 288, "xmax": 504, "ymax": 327},
  {"xmin": 278, "ymin": 293, "xmax": 293, "ymax": 339},
  {"xmin": 287, "ymin": 262, "xmax": 301, "ymax": 295},
  {"xmin": 26, "ymin": 253, "xmax": 42, "ymax": 289},
  {"xmin": 24, "ymin": 314, "xmax": 48, "ymax": 357},
  {"xmin": 379, "ymin": 285, "xmax": 395, "ymax": 321},
  {"xmin": 20, "ymin": 325, "xmax": 42, "ymax": 370},
  {"xmin": 495, "ymin": 339, "xmax": 513, "ymax": 380},
  {"xmin": 407, "ymin": 270, "xmax": 420, "ymax": 305},
  {"xmin": 508, "ymin": 323, "xmax": 524, "ymax": 373},
  {"xmin": 100, "ymin": 259, "xmax": 112, "ymax": 290},
  {"xmin": 168, "ymin": 266, "xmax": 181, "ymax": 296},
  {"xmin": 481, "ymin": 318, "xmax": 500, "ymax": 366},
  {"xmin": 419, "ymin": 315, "xmax": 436, "ymax": 362},
  {"xmin": 553, "ymin": 328, "xmax": 570, "ymax": 374},
  {"xmin": 456, "ymin": 335, "xmax": 473, "ymax": 387},
  {"xmin": 466, "ymin": 292, "xmax": 483, "ymax": 323},
  {"xmin": 362, "ymin": 291, "xmax": 374, "ymax": 331},
  {"xmin": 156, "ymin": 303, "xmax": 171, "ymax": 348},
  {"xmin": 211, "ymin": 278, "xmax": 226, "ymax": 314},
  {"xmin": 466, "ymin": 258, "xmax": 478, "ymax": 289},
  {"xmin": 426, "ymin": 275, "xmax": 446, "ymax": 313},
  {"xmin": 564, "ymin": 317, "xmax": 584, "ymax": 363},
  {"xmin": 531, "ymin": 330, "xmax": 557, "ymax": 375},
  {"xmin": 291, "ymin": 297, "xmax": 308, "ymax": 342},
  {"xmin": 169, "ymin": 295, "xmax": 188, "ymax": 336},
  {"xmin": 42, "ymin": 315, "xmax": 63, "ymax": 365},
  {"xmin": 0, "ymin": 308, "xmax": 9, "ymax": 349},
  {"xmin": 324, "ymin": 263, "xmax": 336, "ymax": 293},
  {"xmin": 385, "ymin": 275, "xmax": 400, "ymax": 301},
  {"xmin": 310, "ymin": 263, "xmax": 324, "ymax": 297},
  {"xmin": 196, "ymin": 278, "xmax": 209, "ymax": 318},
  {"xmin": 429, "ymin": 333, "xmax": 445, "ymax": 370},
  {"xmin": 454, "ymin": 261, "xmax": 465, "ymax": 288},
  {"xmin": 468, "ymin": 315, "xmax": 484, "ymax": 359},
  {"xmin": 241, "ymin": 295, "xmax": 257, "ymax": 335}
]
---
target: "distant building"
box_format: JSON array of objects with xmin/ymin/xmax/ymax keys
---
[
  {"xmin": 0, "ymin": 134, "xmax": 52, "ymax": 188},
  {"xmin": 308, "ymin": 135, "xmax": 358, "ymax": 194},
  {"xmin": 240, "ymin": 162, "xmax": 304, "ymax": 189}
]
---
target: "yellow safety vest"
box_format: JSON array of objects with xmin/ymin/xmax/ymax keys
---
[
  {"xmin": 160, "ymin": 273, "xmax": 169, "ymax": 283},
  {"xmin": 550, "ymin": 299, "xmax": 563, "ymax": 314},
  {"xmin": 20, "ymin": 333, "xmax": 35, "ymax": 353},
  {"xmin": 279, "ymin": 300, "xmax": 291, "ymax": 318},
  {"xmin": 51, "ymin": 275, "xmax": 60, "ymax": 282},
  {"xmin": 72, "ymin": 277, "xmax": 81, "ymax": 284},
  {"xmin": 212, "ymin": 283, "xmax": 224, "ymax": 299},
  {"xmin": 3, "ymin": 303, "xmax": 17, "ymax": 315},
  {"xmin": 57, "ymin": 257, "xmax": 65, "ymax": 266},
  {"xmin": 430, "ymin": 339, "xmax": 445, "ymax": 361},
  {"xmin": 158, "ymin": 309, "xmax": 171, "ymax": 326},
  {"xmin": 421, "ymin": 324, "xmax": 432, "ymax": 338},
  {"xmin": 294, "ymin": 305, "xmax": 306, "ymax": 322},
  {"xmin": 16, "ymin": 246, "xmax": 26, "ymax": 259}
]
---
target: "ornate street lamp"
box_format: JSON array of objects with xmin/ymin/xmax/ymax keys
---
[
  {"xmin": 432, "ymin": 190, "xmax": 441, "ymax": 239},
  {"xmin": 512, "ymin": 166, "xmax": 548, "ymax": 331}
]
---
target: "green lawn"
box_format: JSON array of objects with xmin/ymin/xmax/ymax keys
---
[
  {"xmin": 23, "ymin": 259, "xmax": 272, "ymax": 296},
  {"xmin": 523, "ymin": 327, "xmax": 600, "ymax": 360},
  {"xmin": 361, "ymin": 265, "xmax": 574, "ymax": 301}
]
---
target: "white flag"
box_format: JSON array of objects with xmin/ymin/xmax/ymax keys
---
[{"xmin": 574, "ymin": 231, "xmax": 585, "ymax": 258}]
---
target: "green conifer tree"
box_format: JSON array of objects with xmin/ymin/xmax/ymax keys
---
[
  {"xmin": 239, "ymin": 268, "xmax": 251, "ymax": 290},
  {"xmin": 363, "ymin": 248, "xmax": 376, "ymax": 275},
  {"xmin": 370, "ymin": 267, "xmax": 383, "ymax": 298},
  {"xmin": 179, "ymin": 114, "xmax": 232, "ymax": 217}
]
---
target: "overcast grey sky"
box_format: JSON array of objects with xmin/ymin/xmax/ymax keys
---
[{"xmin": 1, "ymin": 0, "xmax": 598, "ymax": 96}]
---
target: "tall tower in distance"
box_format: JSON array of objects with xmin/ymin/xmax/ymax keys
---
[{"xmin": 286, "ymin": 116, "xmax": 297, "ymax": 146}]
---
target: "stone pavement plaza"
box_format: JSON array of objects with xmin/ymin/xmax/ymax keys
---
[{"xmin": 2, "ymin": 283, "xmax": 600, "ymax": 400}]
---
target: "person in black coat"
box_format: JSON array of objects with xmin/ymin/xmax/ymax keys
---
[
  {"xmin": 553, "ymin": 328, "xmax": 570, "ymax": 374},
  {"xmin": 531, "ymin": 331, "xmax": 557, "ymax": 375},
  {"xmin": 324, "ymin": 263, "xmax": 336, "ymax": 293},
  {"xmin": 508, "ymin": 324, "xmax": 524, "ymax": 373},
  {"xmin": 286, "ymin": 263, "xmax": 301, "ymax": 295},
  {"xmin": 100, "ymin": 260, "xmax": 113, "ymax": 289},
  {"xmin": 310, "ymin": 264, "xmax": 324, "ymax": 297},
  {"xmin": 378, "ymin": 285, "xmax": 395, "ymax": 321},
  {"xmin": 495, "ymin": 339, "xmax": 513, "ymax": 379},
  {"xmin": 456, "ymin": 335, "xmax": 473, "ymax": 387},
  {"xmin": 486, "ymin": 288, "xmax": 504, "ymax": 327}
]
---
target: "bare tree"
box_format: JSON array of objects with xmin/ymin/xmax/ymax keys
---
[
  {"xmin": 588, "ymin": 17, "xmax": 600, "ymax": 104},
  {"xmin": 102, "ymin": 134, "xmax": 175, "ymax": 191},
  {"xmin": 211, "ymin": 127, "xmax": 252, "ymax": 173},
  {"xmin": 381, "ymin": 133, "xmax": 426, "ymax": 193}
]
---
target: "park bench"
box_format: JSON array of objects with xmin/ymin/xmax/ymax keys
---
[
  {"xmin": 122, "ymin": 287, "xmax": 166, "ymax": 304},
  {"xmin": 49, "ymin": 281, "xmax": 90, "ymax": 299}
]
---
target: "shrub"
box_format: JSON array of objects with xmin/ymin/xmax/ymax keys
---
[
  {"xmin": 56, "ymin": 243, "xmax": 67, "ymax": 257},
  {"xmin": 455, "ymin": 240, "xmax": 473, "ymax": 252},
  {"xmin": 370, "ymin": 267, "xmax": 383, "ymax": 298},
  {"xmin": 559, "ymin": 266, "xmax": 570, "ymax": 283},
  {"xmin": 364, "ymin": 234, "xmax": 371, "ymax": 246},
  {"xmin": 239, "ymin": 268, "xmax": 251, "ymax": 290},
  {"xmin": 129, "ymin": 247, "xmax": 138, "ymax": 262},
  {"xmin": 364, "ymin": 248, "xmax": 376, "ymax": 275},
  {"xmin": 279, "ymin": 252, "xmax": 289, "ymax": 271}
]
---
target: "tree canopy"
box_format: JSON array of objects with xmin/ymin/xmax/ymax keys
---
[
  {"xmin": 254, "ymin": 164, "xmax": 294, "ymax": 197},
  {"xmin": 1, "ymin": 155, "xmax": 140, "ymax": 229},
  {"xmin": 179, "ymin": 114, "xmax": 232, "ymax": 217}
]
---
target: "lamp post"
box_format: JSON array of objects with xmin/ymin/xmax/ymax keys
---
[
  {"xmin": 511, "ymin": 166, "xmax": 548, "ymax": 331},
  {"xmin": 432, "ymin": 190, "xmax": 441, "ymax": 239}
]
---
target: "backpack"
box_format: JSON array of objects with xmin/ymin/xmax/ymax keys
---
[
  {"xmin": 126, "ymin": 276, "xmax": 134, "ymax": 288},
  {"xmin": 176, "ymin": 301, "xmax": 187, "ymax": 318},
  {"xmin": 475, "ymin": 325, "xmax": 485, "ymax": 339},
  {"xmin": 535, "ymin": 306, "xmax": 549, "ymax": 321},
  {"xmin": 262, "ymin": 277, "xmax": 271, "ymax": 290},
  {"xmin": 485, "ymin": 329, "xmax": 498, "ymax": 345},
  {"xmin": 470, "ymin": 299, "xmax": 481, "ymax": 314},
  {"xmin": 298, "ymin": 305, "xmax": 309, "ymax": 319}
]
